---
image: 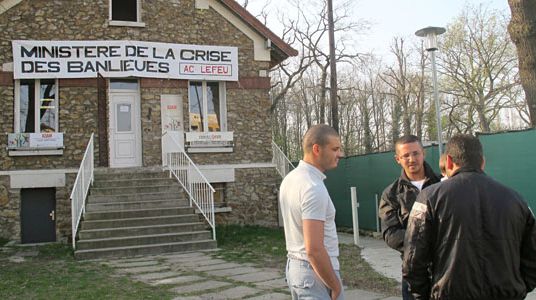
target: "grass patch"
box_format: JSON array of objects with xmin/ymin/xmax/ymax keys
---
[
  {"xmin": 0, "ymin": 243, "xmax": 175, "ymax": 300},
  {"xmin": 216, "ymin": 225, "xmax": 400, "ymax": 296}
]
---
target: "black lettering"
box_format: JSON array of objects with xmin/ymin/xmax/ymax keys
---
[
  {"xmin": 135, "ymin": 60, "xmax": 145, "ymax": 72},
  {"xmin": 158, "ymin": 62, "xmax": 169, "ymax": 73},
  {"xmin": 180, "ymin": 49, "xmax": 195, "ymax": 60},
  {"xmin": 84, "ymin": 46, "xmax": 97, "ymax": 58},
  {"xmin": 109, "ymin": 46, "xmax": 121, "ymax": 57},
  {"xmin": 165, "ymin": 48, "xmax": 175, "ymax": 59},
  {"xmin": 34, "ymin": 61, "xmax": 48, "ymax": 72},
  {"xmin": 146, "ymin": 61, "xmax": 157, "ymax": 72},
  {"xmin": 195, "ymin": 50, "xmax": 206, "ymax": 61},
  {"xmin": 97, "ymin": 46, "xmax": 109, "ymax": 57},
  {"xmin": 152, "ymin": 47, "xmax": 164, "ymax": 59},
  {"xmin": 21, "ymin": 61, "xmax": 34, "ymax": 72},
  {"xmin": 48, "ymin": 61, "xmax": 60, "ymax": 73},
  {"xmin": 137, "ymin": 46, "xmax": 149, "ymax": 58},
  {"xmin": 21, "ymin": 46, "xmax": 38, "ymax": 58},
  {"xmin": 209, "ymin": 51, "xmax": 220, "ymax": 61},
  {"xmin": 123, "ymin": 60, "xmax": 134, "ymax": 71},
  {"xmin": 83, "ymin": 61, "xmax": 96, "ymax": 72},
  {"xmin": 68, "ymin": 61, "xmax": 83, "ymax": 72},
  {"xmin": 42, "ymin": 47, "xmax": 55, "ymax": 58},
  {"xmin": 125, "ymin": 45, "xmax": 136, "ymax": 57},
  {"xmin": 58, "ymin": 46, "xmax": 71, "ymax": 58},
  {"xmin": 220, "ymin": 51, "xmax": 231, "ymax": 62},
  {"xmin": 72, "ymin": 46, "xmax": 83, "ymax": 58}
]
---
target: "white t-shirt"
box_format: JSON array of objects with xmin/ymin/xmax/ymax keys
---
[
  {"xmin": 279, "ymin": 160, "xmax": 340, "ymax": 270},
  {"xmin": 411, "ymin": 179, "xmax": 426, "ymax": 191}
]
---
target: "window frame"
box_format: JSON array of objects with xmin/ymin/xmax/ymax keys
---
[
  {"xmin": 14, "ymin": 79, "xmax": 59, "ymax": 133},
  {"xmin": 188, "ymin": 81, "xmax": 227, "ymax": 133},
  {"xmin": 108, "ymin": 0, "xmax": 145, "ymax": 27}
]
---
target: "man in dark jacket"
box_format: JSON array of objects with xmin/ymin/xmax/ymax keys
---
[
  {"xmin": 379, "ymin": 135, "xmax": 440, "ymax": 299},
  {"xmin": 402, "ymin": 134, "xmax": 536, "ymax": 300}
]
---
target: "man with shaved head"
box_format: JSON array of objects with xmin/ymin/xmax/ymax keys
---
[{"xmin": 280, "ymin": 124, "xmax": 345, "ymax": 300}]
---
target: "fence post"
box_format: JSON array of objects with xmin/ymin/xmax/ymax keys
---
[
  {"xmin": 375, "ymin": 193, "xmax": 380, "ymax": 233},
  {"xmin": 351, "ymin": 187, "xmax": 360, "ymax": 246}
]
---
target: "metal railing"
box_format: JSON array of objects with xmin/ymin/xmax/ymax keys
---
[
  {"xmin": 70, "ymin": 133, "xmax": 94, "ymax": 249},
  {"xmin": 272, "ymin": 141, "xmax": 295, "ymax": 178},
  {"xmin": 162, "ymin": 132, "xmax": 216, "ymax": 240}
]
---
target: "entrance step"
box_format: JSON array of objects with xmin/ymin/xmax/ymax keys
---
[{"xmin": 75, "ymin": 167, "xmax": 216, "ymax": 259}]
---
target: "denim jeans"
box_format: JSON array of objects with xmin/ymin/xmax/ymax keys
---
[
  {"xmin": 286, "ymin": 257, "xmax": 345, "ymax": 300},
  {"xmin": 402, "ymin": 278, "xmax": 415, "ymax": 300}
]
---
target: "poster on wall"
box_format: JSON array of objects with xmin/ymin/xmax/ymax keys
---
[
  {"xmin": 7, "ymin": 133, "xmax": 64, "ymax": 149},
  {"xmin": 12, "ymin": 40, "xmax": 239, "ymax": 81}
]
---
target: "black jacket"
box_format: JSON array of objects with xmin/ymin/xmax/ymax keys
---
[
  {"xmin": 379, "ymin": 161, "xmax": 440, "ymax": 253},
  {"xmin": 402, "ymin": 168, "xmax": 536, "ymax": 300}
]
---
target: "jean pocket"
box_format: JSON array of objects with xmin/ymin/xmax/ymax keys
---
[{"xmin": 291, "ymin": 271, "xmax": 316, "ymax": 289}]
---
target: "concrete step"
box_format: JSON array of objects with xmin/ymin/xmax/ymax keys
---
[
  {"xmin": 78, "ymin": 222, "xmax": 208, "ymax": 239},
  {"xmin": 92, "ymin": 177, "xmax": 178, "ymax": 188},
  {"xmin": 84, "ymin": 207, "xmax": 195, "ymax": 220},
  {"xmin": 86, "ymin": 199, "xmax": 188, "ymax": 211},
  {"xmin": 94, "ymin": 167, "xmax": 168, "ymax": 181},
  {"xmin": 76, "ymin": 231, "xmax": 212, "ymax": 250},
  {"xmin": 90, "ymin": 185, "xmax": 182, "ymax": 196},
  {"xmin": 81, "ymin": 215, "xmax": 200, "ymax": 230},
  {"xmin": 75, "ymin": 240, "xmax": 217, "ymax": 260},
  {"xmin": 88, "ymin": 191, "xmax": 187, "ymax": 203}
]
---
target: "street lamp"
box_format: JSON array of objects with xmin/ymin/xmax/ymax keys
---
[{"xmin": 415, "ymin": 26, "xmax": 446, "ymax": 158}]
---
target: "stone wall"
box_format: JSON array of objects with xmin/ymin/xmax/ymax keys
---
[
  {"xmin": 0, "ymin": 0, "xmax": 280, "ymax": 241},
  {"xmin": 216, "ymin": 167, "xmax": 281, "ymax": 227}
]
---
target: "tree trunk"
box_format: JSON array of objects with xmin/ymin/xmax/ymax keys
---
[{"xmin": 508, "ymin": 0, "xmax": 536, "ymax": 126}]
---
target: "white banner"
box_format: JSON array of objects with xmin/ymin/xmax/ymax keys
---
[
  {"xmin": 185, "ymin": 131, "xmax": 234, "ymax": 142},
  {"xmin": 7, "ymin": 133, "xmax": 64, "ymax": 149},
  {"xmin": 12, "ymin": 40, "xmax": 238, "ymax": 81}
]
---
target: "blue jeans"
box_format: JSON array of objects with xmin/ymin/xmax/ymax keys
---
[
  {"xmin": 402, "ymin": 278, "xmax": 415, "ymax": 300},
  {"xmin": 286, "ymin": 257, "xmax": 345, "ymax": 300}
]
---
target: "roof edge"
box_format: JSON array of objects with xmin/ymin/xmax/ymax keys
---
[{"xmin": 219, "ymin": 0, "xmax": 298, "ymax": 59}]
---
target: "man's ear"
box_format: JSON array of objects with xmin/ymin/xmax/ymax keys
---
[
  {"xmin": 446, "ymin": 154, "xmax": 455, "ymax": 171},
  {"xmin": 394, "ymin": 154, "xmax": 401, "ymax": 165},
  {"xmin": 312, "ymin": 143, "xmax": 320, "ymax": 156}
]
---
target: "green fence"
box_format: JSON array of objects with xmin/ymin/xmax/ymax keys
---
[{"xmin": 325, "ymin": 128, "xmax": 536, "ymax": 231}]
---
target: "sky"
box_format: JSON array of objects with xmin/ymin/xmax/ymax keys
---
[{"xmin": 245, "ymin": 0, "xmax": 511, "ymax": 59}]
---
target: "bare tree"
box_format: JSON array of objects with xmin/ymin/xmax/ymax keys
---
[{"xmin": 508, "ymin": 0, "xmax": 536, "ymax": 126}]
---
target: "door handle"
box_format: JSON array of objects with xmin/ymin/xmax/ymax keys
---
[{"xmin": 49, "ymin": 210, "xmax": 55, "ymax": 221}]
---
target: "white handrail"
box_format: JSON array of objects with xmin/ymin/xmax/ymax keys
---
[
  {"xmin": 162, "ymin": 133, "xmax": 216, "ymax": 240},
  {"xmin": 70, "ymin": 133, "xmax": 94, "ymax": 249},
  {"xmin": 272, "ymin": 141, "xmax": 295, "ymax": 178}
]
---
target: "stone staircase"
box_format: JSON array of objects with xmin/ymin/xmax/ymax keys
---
[{"xmin": 74, "ymin": 168, "xmax": 217, "ymax": 260}]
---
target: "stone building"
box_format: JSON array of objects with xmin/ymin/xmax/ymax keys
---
[{"xmin": 0, "ymin": 0, "xmax": 296, "ymax": 245}]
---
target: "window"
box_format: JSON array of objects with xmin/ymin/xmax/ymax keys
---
[
  {"xmin": 189, "ymin": 81, "xmax": 227, "ymax": 132},
  {"xmin": 15, "ymin": 79, "xmax": 59, "ymax": 133},
  {"xmin": 110, "ymin": 0, "xmax": 142, "ymax": 24}
]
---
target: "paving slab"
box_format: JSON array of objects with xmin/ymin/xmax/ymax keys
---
[
  {"xmin": 205, "ymin": 266, "xmax": 259, "ymax": 277},
  {"xmin": 192, "ymin": 262, "xmax": 244, "ymax": 272},
  {"xmin": 179, "ymin": 258, "xmax": 228, "ymax": 268},
  {"xmin": 245, "ymin": 292, "xmax": 290, "ymax": 300},
  {"xmin": 133, "ymin": 271, "xmax": 181, "ymax": 281},
  {"xmin": 111, "ymin": 260, "xmax": 158, "ymax": 268},
  {"xmin": 151, "ymin": 275, "xmax": 204, "ymax": 286},
  {"xmin": 170, "ymin": 280, "xmax": 232, "ymax": 294},
  {"xmin": 381, "ymin": 297, "xmax": 402, "ymax": 300},
  {"xmin": 196, "ymin": 286, "xmax": 261, "ymax": 299},
  {"xmin": 344, "ymin": 288, "xmax": 386, "ymax": 300},
  {"xmin": 116, "ymin": 265, "xmax": 170, "ymax": 274},
  {"xmin": 255, "ymin": 277, "xmax": 288, "ymax": 289},
  {"xmin": 527, "ymin": 291, "xmax": 536, "ymax": 300},
  {"xmin": 229, "ymin": 270, "xmax": 282, "ymax": 283}
]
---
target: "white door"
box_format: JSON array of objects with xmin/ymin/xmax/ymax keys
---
[
  {"xmin": 109, "ymin": 92, "xmax": 142, "ymax": 168},
  {"xmin": 161, "ymin": 94, "xmax": 184, "ymax": 166}
]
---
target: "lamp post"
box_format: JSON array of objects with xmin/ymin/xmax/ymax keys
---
[{"xmin": 416, "ymin": 26, "xmax": 446, "ymax": 158}]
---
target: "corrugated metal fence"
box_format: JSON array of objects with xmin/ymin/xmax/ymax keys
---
[{"xmin": 324, "ymin": 128, "xmax": 536, "ymax": 231}]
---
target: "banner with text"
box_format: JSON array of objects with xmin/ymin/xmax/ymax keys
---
[{"xmin": 12, "ymin": 40, "xmax": 238, "ymax": 81}]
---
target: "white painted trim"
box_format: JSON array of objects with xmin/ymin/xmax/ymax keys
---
[
  {"xmin": 195, "ymin": 0, "xmax": 209, "ymax": 9},
  {"xmin": 0, "ymin": 0, "xmax": 22, "ymax": 15},
  {"xmin": 0, "ymin": 168, "xmax": 78, "ymax": 176},
  {"xmin": 108, "ymin": 20, "xmax": 146, "ymax": 28},
  {"xmin": 8, "ymin": 149, "xmax": 63, "ymax": 156},
  {"xmin": 208, "ymin": 0, "xmax": 271, "ymax": 62},
  {"xmin": 11, "ymin": 172, "xmax": 66, "ymax": 188},
  {"xmin": 187, "ymin": 147, "xmax": 233, "ymax": 153},
  {"xmin": 197, "ymin": 162, "xmax": 276, "ymax": 169}
]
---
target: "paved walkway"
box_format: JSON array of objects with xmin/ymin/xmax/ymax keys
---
[
  {"xmin": 101, "ymin": 249, "xmax": 398, "ymax": 300},
  {"xmin": 99, "ymin": 234, "xmax": 536, "ymax": 299}
]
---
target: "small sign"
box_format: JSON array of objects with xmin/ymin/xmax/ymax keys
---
[
  {"xmin": 7, "ymin": 132, "xmax": 64, "ymax": 149},
  {"xmin": 185, "ymin": 131, "xmax": 233, "ymax": 143}
]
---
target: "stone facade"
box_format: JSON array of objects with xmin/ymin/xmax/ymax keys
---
[{"xmin": 0, "ymin": 0, "xmax": 288, "ymax": 242}]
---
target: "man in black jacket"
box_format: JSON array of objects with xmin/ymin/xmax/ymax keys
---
[
  {"xmin": 403, "ymin": 134, "xmax": 536, "ymax": 300},
  {"xmin": 379, "ymin": 135, "xmax": 440, "ymax": 300}
]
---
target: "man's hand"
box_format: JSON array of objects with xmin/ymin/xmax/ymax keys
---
[{"xmin": 303, "ymin": 219, "xmax": 342, "ymax": 298}]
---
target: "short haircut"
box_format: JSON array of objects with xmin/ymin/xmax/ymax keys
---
[
  {"xmin": 302, "ymin": 124, "xmax": 339, "ymax": 154},
  {"xmin": 394, "ymin": 135, "xmax": 423, "ymax": 152},
  {"xmin": 445, "ymin": 134, "xmax": 483, "ymax": 169}
]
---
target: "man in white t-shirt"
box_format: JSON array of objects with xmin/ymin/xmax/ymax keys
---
[
  {"xmin": 379, "ymin": 135, "xmax": 440, "ymax": 299},
  {"xmin": 279, "ymin": 124, "xmax": 344, "ymax": 300}
]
